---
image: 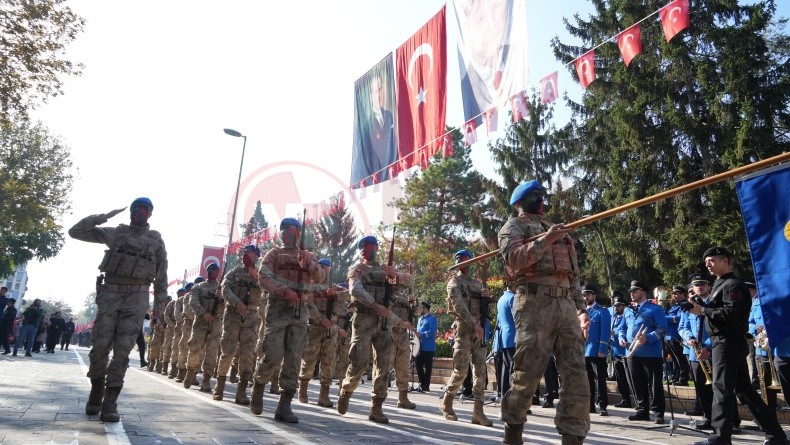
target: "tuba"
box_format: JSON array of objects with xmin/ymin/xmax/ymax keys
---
[{"xmin": 653, "ymin": 286, "xmax": 673, "ymax": 311}]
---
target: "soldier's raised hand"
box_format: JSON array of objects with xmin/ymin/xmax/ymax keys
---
[
  {"xmin": 284, "ymin": 288, "xmax": 300, "ymax": 305},
  {"xmin": 543, "ymin": 223, "xmax": 573, "ymax": 244},
  {"xmin": 383, "ymin": 265, "xmax": 396, "ymax": 279},
  {"xmin": 202, "ymin": 313, "xmax": 214, "ymax": 323},
  {"xmin": 399, "ymin": 320, "xmax": 413, "ymax": 331},
  {"xmin": 321, "ymin": 318, "xmax": 333, "ymax": 329},
  {"xmin": 481, "ymin": 288, "xmax": 490, "ymax": 299},
  {"xmin": 338, "ymin": 328, "xmax": 348, "ymax": 338},
  {"xmin": 105, "ymin": 207, "xmax": 127, "ymax": 219},
  {"xmin": 236, "ymin": 301, "xmax": 248, "ymax": 317},
  {"xmin": 474, "ymin": 325, "xmax": 485, "ymax": 342}
]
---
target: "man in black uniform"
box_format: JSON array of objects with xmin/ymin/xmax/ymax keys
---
[{"xmin": 688, "ymin": 246, "xmax": 788, "ymax": 445}]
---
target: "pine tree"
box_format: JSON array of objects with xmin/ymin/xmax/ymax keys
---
[{"xmin": 311, "ymin": 194, "xmax": 359, "ymax": 284}]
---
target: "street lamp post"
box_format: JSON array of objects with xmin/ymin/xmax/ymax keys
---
[{"xmin": 224, "ymin": 128, "xmax": 247, "ymax": 267}]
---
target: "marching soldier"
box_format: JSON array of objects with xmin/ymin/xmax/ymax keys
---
[
  {"xmin": 160, "ymin": 288, "xmax": 184, "ymax": 376},
  {"xmin": 169, "ymin": 284, "xmax": 190, "ymax": 379},
  {"xmin": 298, "ymin": 258, "xmax": 348, "ymax": 407},
  {"xmin": 389, "ymin": 289, "xmax": 418, "ymax": 409},
  {"xmin": 68, "ymin": 197, "xmax": 168, "ymax": 422},
  {"xmin": 441, "ymin": 249, "xmax": 493, "ymax": 427},
  {"xmin": 497, "ymin": 181, "xmax": 590, "ymax": 445},
  {"xmin": 337, "ymin": 236, "xmax": 413, "ymax": 424},
  {"xmin": 250, "ymin": 218, "xmax": 324, "ymax": 423},
  {"xmin": 334, "ymin": 287, "xmax": 353, "ymax": 385},
  {"xmin": 184, "ymin": 263, "xmax": 224, "ymax": 392},
  {"xmin": 147, "ymin": 296, "xmax": 170, "ymax": 372},
  {"xmin": 215, "ymin": 244, "xmax": 263, "ymax": 404},
  {"xmin": 175, "ymin": 280, "xmax": 200, "ymax": 382}
]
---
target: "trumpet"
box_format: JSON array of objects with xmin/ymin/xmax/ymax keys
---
[
  {"xmin": 626, "ymin": 325, "xmax": 648, "ymax": 358},
  {"xmin": 686, "ymin": 339, "xmax": 713, "ymax": 385}
]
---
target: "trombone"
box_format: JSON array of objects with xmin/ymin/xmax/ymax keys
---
[
  {"xmin": 625, "ymin": 325, "xmax": 648, "ymax": 358},
  {"xmin": 754, "ymin": 329, "xmax": 782, "ymax": 402}
]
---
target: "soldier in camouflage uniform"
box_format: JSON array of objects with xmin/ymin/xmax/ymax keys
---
[
  {"xmin": 298, "ymin": 258, "xmax": 349, "ymax": 407},
  {"xmin": 250, "ymin": 218, "xmax": 324, "ymax": 423},
  {"xmin": 215, "ymin": 245, "xmax": 263, "ymax": 405},
  {"xmin": 160, "ymin": 288, "xmax": 183, "ymax": 376},
  {"xmin": 334, "ymin": 287, "xmax": 352, "ymax": 385},
  {"xmin": 390, "ymin": 290, "xmax": 418, "ymax": 410},
  {"xmin": 497, "ymin": 181, "xmax": 590, "ymax": 445},
  {"xmin": 184, "ymin": 264, "xmax": 223, "ymax": 391},
  {"xmin": 169, "ymin": 284, "xmax": 191, "ymax": 379},
  {"xmin": 441, "ymin": 249, "xmax": 493, "ymax": 427},
  {"xmin": 68, "ymin": 197, "xmax": 168, "ymax": 423},
  {"xmin": 337, "ymin": 236, "xmax": 413, "ymax": 424},
  {"xmin": 146, "ymin": 295, "xmax": 170, "ymax": 372}
]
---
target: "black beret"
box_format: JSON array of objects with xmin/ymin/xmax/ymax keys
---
[
  {"xmin": 703, "ymin": 246, "xmax": 730, "ymax": 260},
  {"xmin": 628, "ymin": 280, "xmax": 647, "ymax": 292}
]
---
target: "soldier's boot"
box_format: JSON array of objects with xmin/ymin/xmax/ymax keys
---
[
  {"xmin": 100, "ymin": 386, "xmax": 122, "ymax": 423},
  {"xmin": 160, "ymin": 361, "xmax": 169, "ymax": 376},
  {"xmin": 560, "ymin": 435, "xmax": 584, "ymax": 445},
  {"xmin": 317, "ymin": 384, "xmax": 333, "ymax": 408},
  {"xmin": 85, "ymin": 377, "xmax": 105, "ymax": 415},
  {"xmin": 269, "ymin": 378, "xmax": 280, "ymax": 394},
  {"xmin": 156, "ymin": 360, "xmax": 162, "ymax": 373},
  {"xmin": 183, "ymin": 369, "xmax": 196, "ymax": 389},
  {"xmin": 397, "ymin": 390, "xmax": 416, "ymax": 409},
  {"xmin": 168, "ymin": 364, "xmax": 178, "ymax": 379},
  {"xmin": 471, "ymin": 400, "xmax": 493, "ymax": 426},
  {"xmin": 337, "ymin": 390, "xmax": 352, "ymax": 415},
  {"xmin": 368, "ymin": 397, "xmax": 389, "ymax": 424},
  {"xmin": 147, "ymin": 359, "xmax": 156, "ymax": 372},
  {"xmin": 213, "ymin": 376, "xmax": 226, "ymax": 401},
  {"xmin": 274, "ymin": 389, "xmax": 299, "ymax": 423},
  {"xmin": 250, "ymin": 382, "xmax": 265, "ymax": 415},
  {"xmin": 200, "ymin": 371, "xmax": 213, "ymax": 393},
  {"xmin": 235, "ymin": 373, "xmax": 250, "ymax": 405},
  {"xmin": 298, "ymin": 379, "xmax": 309, "ymax": 403},
  {"xmin": 175, "ymin": 368, "xmax": 186, "ymax": 382},
  {"xmin": 503, "ymin": 423, "xmax": 524, "ymax": 445},
  {"xmin": 229, "ymin": 365, "xmax": 239, "ymax": 384},
  {"xmin": 440, "ymin": 392, "xmax": 458, "ymax": 421},
  {"xmin": 192, "ymin": 371, "xmax": 200, "ymax": 386}
]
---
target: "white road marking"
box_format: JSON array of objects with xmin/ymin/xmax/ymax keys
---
[{"xmin": 73, "ymin": 349, "xmax": 132, "ymax": 445}]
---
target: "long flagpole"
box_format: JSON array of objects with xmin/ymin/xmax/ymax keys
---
[{"xmin": 449, "ymin": 151, "xmax": 790, "ymax": 271}]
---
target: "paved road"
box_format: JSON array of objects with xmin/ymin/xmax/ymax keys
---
[{"xmin": 0, "ymin": 347, "xmax": 777, "ymax": 444}]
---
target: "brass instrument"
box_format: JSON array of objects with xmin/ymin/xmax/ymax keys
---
[
  {"xmin": 653, "ymin": 286, "xmax": 673, "ymax": 311},
  {"xmin": 626, "ymin": 325, "xmax": 648, "ymax": 358},
  {"xmin": 754, "ymin": 329, "xmax": 782, "ymax": 398},
  {"xmin": 686, "ymin": 339, "xmax": 713, "ymax": 385}
]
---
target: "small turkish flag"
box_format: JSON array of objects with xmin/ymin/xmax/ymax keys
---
[
  {"xmin": 388, "ymin": 164, "xmax": 398, "ymax": 184},
  {"xmin": 540, "ymin": 72, "xmax": 558, "ymax": 105},
  {"xmin": 618, "ymin": 24, "xmax": 642, "ymax": 67},
  {"xmin": 510, "ymin": 92, "xmax": 528, "ymax": 122},
  {"xmin": 464, "ymin": 119, "xmax": 477, "ymax": 146},
  {"xmin": 575, "ymin": 50, "xmax": 595, "ymax": 88},
  {"xmin": 660, "ymin": 0, "xmax": 690, "ymax": 43},
  {"xmin": 442, "ymin": 133, "xmax": 453, "ymax": 158},
  {"xmin": 483, "ymin": 108, "xmax": 498, "ymax": 135}
]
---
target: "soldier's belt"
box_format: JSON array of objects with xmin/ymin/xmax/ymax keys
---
[
  {"xmin": 98, "ymin": 283, "xmax": 150, "ymax": 293},
  {"xmin": 308, "ymin": 319, "xmax": 330, "ymax": 327},
  {"xmin": 353, "ymin": 306, "xmax": 378, "ymax": 316},
  {"xmin": 520, "ymin": 283, "xmax": 570, "ymax": 298}
]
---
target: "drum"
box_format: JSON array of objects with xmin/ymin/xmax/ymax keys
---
[{"xmin": 410, "ymin": 334, "xmax": 421, "ymax": 358}]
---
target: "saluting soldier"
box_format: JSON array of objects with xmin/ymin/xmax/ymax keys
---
[
  {"xmin": 249, "ymin": 218, "xmax": 324, "ymax": 423},
  {"xmin": 441, "ymin": 249, "xmax": 493, "ymax": 427},
  {"xmin": 337, "ymin": 236, "xmax": 413, "ymax": 424},
  {"xmin": 184, "ymin": 263, "xmax": 224, "ymax": 392},
  {"xmin": 215, "ymin": 244, "xmax": 263, "ymax": 405}
]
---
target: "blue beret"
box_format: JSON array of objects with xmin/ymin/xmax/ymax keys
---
[
  {"xmin": 509, "ymin": 180, "xmax": 543, "ymax": 205},
  {"xmin": 318, "ymin": 258, "xmax": 331, "ymax": 267},
  {"xmin": 194, "ymin": 276, "xmax": 205, "ymax": 284},
  {"xmin": 206, "ymin": 262, "xmax": 219, "ymax": 273},
  {"xmin": 131, "ymin": 197, "xmax": 153, "ymax": 210},
  {"xmin": 177, "ymin": 288, "xmax": 186, "ymax": 294},
  {"xmin": 280, "ymin": 217, "xmax": 302, "ymax": 230},
  {"xmin": 357, "ymin": 236, "xmax": 378, "ymax": 249},
  {"xmin": 454, "ymin": 249, "xmax": 473, "ymax": 260},
  {"xmin": 243, "ymin": 244, "xmax": 261, "ymax": 256},
  {"xmin": 185, "ymin": 282, "xmax": 195, "ymax": 290}
]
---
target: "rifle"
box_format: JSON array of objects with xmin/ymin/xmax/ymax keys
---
[
  {"xmin": 381, "ymin": 226, "xmax": 396, "ymax": 331},
  {"xmin": 326, "ymin": 265, "xmax": 334, "ymax": 339},
  {"xmin": 294, "ymin": 209, "xmax": 307, "ymax": 319},
  {"xmin": 406, "ymin": 263, "xmax": 415, "ymax": 341},
  {"xmin": 340, "ymin": 312, "xmax": 351, "ymax": 346},
  {"xmin": 478, "ymin": 260, "xmax": 490, "ymax": 348}
]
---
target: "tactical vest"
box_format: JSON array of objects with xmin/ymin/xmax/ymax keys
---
[
  {"xmin": 195, "ymin": 281, "xmax": 222, "ymax": 313},
  {"xmin": 359, "ymin": 264, "xmax": 390, "ymax": 306},
  {"xmin": 448, "ymin": 275, "xmax": 483, "ymax": 319},
  {"xmin": 313, "ymin": 286, "xmax": 337, "ymax": 323},
  {"xmin": 98, "ymin": 226, "xmax": 160, "ymax": 281},
  {"xmin": 271, "ymin": 248, "xmax": 307, "ymax": 296},
  {"xmin": 503, "ymin": 215, "xmax": 574, "ymax": 284},
  {"xmin": 228, "ymin": 267, "xmax": 262, "ymax": 309}
]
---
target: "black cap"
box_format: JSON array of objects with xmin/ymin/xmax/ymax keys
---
[
  {"xmin": 672, "ymin": 285, "xmax": 685, "ymax": 293},
  {"xmin": 581, "ymin": 285, "xmax": 597, "ymax": 294},
  {"xmin": 6, "ymin": 298, "xmax": 15, "ymax": 303},
  {"xmin": 611, "ymin": 290, "xmax": 624, "ymax": 299},
  {"xmin": 421, "ymin": 301, "xmax": 431, "ymax": 309},
  {"xmin": 612, "ymin": 296, "xmax": 627, "ymax": 306},
  {"xmin": 703, "ymin": 246, "xmax": 730, "ymax": 260},
  {"xmin": 628, "ymin": 280, "xmax": 647, "ymax": 292},
  {"xmin": 688, "ymin": 273, "xmax": 711, "ymax": 285}
]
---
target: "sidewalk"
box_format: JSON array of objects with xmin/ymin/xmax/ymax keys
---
[{"xmin": 0, "ymin": 347, "xmax": 776, "ymax": 444}]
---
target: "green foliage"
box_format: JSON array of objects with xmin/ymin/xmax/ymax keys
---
[
  {"xmin": 75, "ymin": 292, "xmax": 97, "ymax": 323},
  {"xmin": 311, "ymin": 194, "xmax": 359, "ymax": 284},
  {"xmin": 435, "ymin": 339, "xmax": 452, "ymax": 358},
  {"xmin": 0, "ymin": 121, "xmax": 74, "ymax": 277},
  {"xmin": 0, "ymin": 0, "xmax": 85, "ymax": 125},
  {"xmin": 39, "ymin": 299, "xmax": 73, "ymax": 320},
  {"xmin": 242, "ymin": 200, "xmax": 269, "ymax": 237}
]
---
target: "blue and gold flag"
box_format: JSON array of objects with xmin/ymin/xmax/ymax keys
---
[{"xmin": 736, "ymin": 163, "xmax": 790, "ymax": 346}]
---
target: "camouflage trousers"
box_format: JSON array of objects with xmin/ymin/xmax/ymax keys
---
[
  {"xmin": 217, "ymin": 308, "xmax": 259, "ymax": 377},
  {"xmin": 186, "ymin": 315, "xmax": 222, "ymax": 372},
  {"xmin": 391, "ymin": 327, "xmax": 413, "ymax": 392},
  {"xmin": 444, "ymin": 322, "xmax": 487, "ymax": 401},
  {"xmin": 253, "ymin": 298, "xmax": 307, "ymax": 391},
  {"xmin": 335, "ymin": 337, "xmax": 350, "ymax": 380},
  {"xmin": 162, "ymin": 322, "xmax": 176, "ymax": 364},
  {"xmin": 299, "ymin": 324, "xmax": 338, "ymax": 386},
  {"xmin": 148, "ymin": 325, "xmax": 165, "ymax": 363},
  {"xmin": 175, "ymin": 316, "xmax": 193, "ymax": 369},
  {"xmin": 501, "ymin": 284, "xmax": 590, "ymax": 438},
  {"xmin": 341, "ymin": 312, "xmax": 393, "ymax": 399},
  {"xmin": 87, "ymin": 287, "xmax": 149, "ymax": 387}
]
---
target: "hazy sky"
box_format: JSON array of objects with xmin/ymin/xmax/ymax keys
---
[{"xmin": 25, "ymin": 1, "xmax": 786, "ymax": 313}]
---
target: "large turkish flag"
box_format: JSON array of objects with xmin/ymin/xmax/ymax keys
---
[{"xmin": 395, "ymin": 7, "xmax": 447, "ymax": 169}]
